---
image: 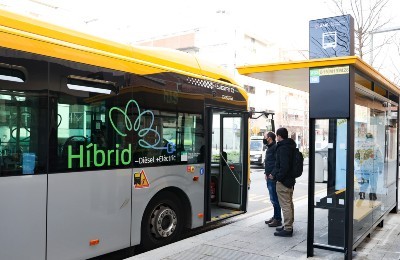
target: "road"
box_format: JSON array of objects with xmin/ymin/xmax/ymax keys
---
[{"xmin": 247, "ymin": 164, "xmax": 326, "ymax": 216}]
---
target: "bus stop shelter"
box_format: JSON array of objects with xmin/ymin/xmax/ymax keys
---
[{"xmin": 237, "ymin": 56, "xmax": 399, "ymax": 259}]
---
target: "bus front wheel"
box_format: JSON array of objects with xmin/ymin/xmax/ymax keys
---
[{"xmin": 140, "ymin": 191, "xmax": 184, "ymax": 250}]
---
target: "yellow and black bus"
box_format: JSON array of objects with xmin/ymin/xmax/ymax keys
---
[{"xmin": 0, "ymin": 10, "xmax": 250, "ymax": 259}]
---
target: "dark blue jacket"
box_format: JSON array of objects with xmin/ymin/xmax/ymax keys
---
[
  {"xmin": 264, "ymin": 141, "xmax": 276, "ymax": 175},
  {"xmin": 272, "ymin": 138, "xmax": 296, "ymax": 188}
]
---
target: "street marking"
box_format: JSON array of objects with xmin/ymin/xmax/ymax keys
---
[
  {"xmin": 248, "ymin": 194, "xmax": 267, "ymax": 201},
  {"xmin": 294, "ymin": 188, "xmax": 327, "ymax": 202}
]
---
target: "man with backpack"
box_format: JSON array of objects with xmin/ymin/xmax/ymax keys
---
[{"xmin": 271, "ymin": 127, "xmax": 298, "ymax": 237}]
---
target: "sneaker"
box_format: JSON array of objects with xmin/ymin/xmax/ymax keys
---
[
  {"xmin": 264, "ymin": 217, "xmax": 274, "ymax": 225},
  {"xmin": 369, "ymin": 193, "xmax": 377, "ymax": 200},
  {"xmin": 268, "ymin": 219, "xmax": 282, "ymax": 227},
  {"xmin": 274, "ymin": 229, "xmax": 293, "ymax": 237},
  {"xmin": 276, "ymin": 226, "xmax": 284, "ymax": 231},
  {"xmin": 359, "ymin": 192, "xmax": 365, "ymax": 200}
]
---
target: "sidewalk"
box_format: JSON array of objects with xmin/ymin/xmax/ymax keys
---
[{"xmin": 130, "ymin": 190, "xmax": 400, "ymax": 260}]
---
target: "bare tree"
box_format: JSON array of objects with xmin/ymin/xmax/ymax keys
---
[
  {"xmin": 390, "ymin": 37, "xmax": 400, "ymax": 84},
  {"xmin": 331, "ymin": 0, "xmax": 393, "ymax": 65}
]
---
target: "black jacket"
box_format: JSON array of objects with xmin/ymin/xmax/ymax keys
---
[
  {"xmin": 272, "ymin": 138, "xmax": 296, "ymax": 188},
  {"xmin": 264, "ymin": 141, "xmax": 276, "ymax": 175}
]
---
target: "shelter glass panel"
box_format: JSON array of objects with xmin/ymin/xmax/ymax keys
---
[
  {"xmin": 353, "ymin": 86, "xmax": 398, "ymax": 244},
  {"xmin": 313, "ymin": 118, "xmax": 347, "ymax": 248}
]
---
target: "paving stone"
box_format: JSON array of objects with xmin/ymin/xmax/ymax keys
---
[
  {"xmin": 167, "ymin": 250, "xmax": 208, "ymax": 260},
  {"xmin": 382, "ymin": 252, "xmax": 400, "ymax": 259},
  {"xmin": 189, "ymin": 244, "xmax": 265, "ymax": 260},
  {"xmin": 280, "ymin": 249, "xmax": 308, "ymax": 258}
]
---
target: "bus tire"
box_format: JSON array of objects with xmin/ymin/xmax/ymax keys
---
[{"xmin": 140, "ymin": 191, "xmax": 184, "ymax": 251}]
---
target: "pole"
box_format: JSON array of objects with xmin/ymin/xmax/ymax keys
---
[{"xmin": 369, "ymin": 26, "xmax": 400, "ymax": 65}]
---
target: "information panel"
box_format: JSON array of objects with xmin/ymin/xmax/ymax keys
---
[
  {"xmin": 309, "ymin": 15, "xmax": 354, "ymax": 59},
  {"xmin": 309, "ymin": 66, "xmax": 350, "ymax": 118}
]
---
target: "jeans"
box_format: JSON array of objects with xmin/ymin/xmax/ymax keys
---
[{"xmin": 267, "ymin": 178, "xmax": 282, "ymax": 221}]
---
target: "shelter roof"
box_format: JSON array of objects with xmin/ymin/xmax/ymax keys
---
[{"xmin": 237, "ymin": 56, "xmax": 399, "ymax": 94}]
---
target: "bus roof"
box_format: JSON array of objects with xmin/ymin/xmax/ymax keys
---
[
  {"xmin": 0, "ymin": 9, "xmax": 238, "ymax": 86},
  {"xmin": 237, "ymin": 56, "xmax": 399, "ymax": 95}
]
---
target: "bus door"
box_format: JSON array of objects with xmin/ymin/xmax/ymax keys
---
[
  {"xmin": 207, "ymin": 110, "xmax": 248, "ymax": 221},
  {"xmin": 219, "ymin": 114, "xmax": 244, "ymax": 207}
]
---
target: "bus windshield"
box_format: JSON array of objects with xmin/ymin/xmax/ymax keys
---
[{"xmin": 250, "ymin": 140, "xmax": 263, "ymax": 151}]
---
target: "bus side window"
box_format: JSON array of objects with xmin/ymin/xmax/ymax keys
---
[{"xmin": 91, "ymin": 125, "xmax": 107, "ymax": 148}]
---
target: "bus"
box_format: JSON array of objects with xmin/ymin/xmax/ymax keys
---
[{"xmin": 0, "ymin": 10, "xmax": 250, "ymax": 260}]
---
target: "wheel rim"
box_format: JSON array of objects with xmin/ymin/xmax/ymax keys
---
[{"xmin": 150, "ymin": 204, "xmax": 178, "ymax": 238}]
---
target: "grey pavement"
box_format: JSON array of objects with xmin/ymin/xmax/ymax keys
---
[{"xmin": 129, "ymin": 182, "xmax": 400, "ymax": 260}]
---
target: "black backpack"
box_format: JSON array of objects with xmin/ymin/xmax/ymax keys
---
[{"xmin": 291, "ymin": 148, "xmax": 304, "ymax": 178}]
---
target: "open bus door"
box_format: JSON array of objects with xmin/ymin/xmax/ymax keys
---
[
  {"xmin": 218, "ymin": 114, "xmax": 245, "ymax": 209},
  {"xmin": 205, "ymin": 109, "xmax": 249, "ymax": 222}
]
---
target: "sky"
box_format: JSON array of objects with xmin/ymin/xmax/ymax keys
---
[
  {"xmin": 0, "ymin": 0, "xmax": 337, "ymax": 46},
  {"xmin": 0, "ymin": 0, "xmax": 399, "ymax": 82},
  {"xmin": 0, "ymin": 0, "xmax": 398, "ymax": 47}
]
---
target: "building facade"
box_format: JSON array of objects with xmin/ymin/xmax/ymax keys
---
[{"xmin": 137, "ymin": 24, "xmax": 309, "ymax": 152}]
